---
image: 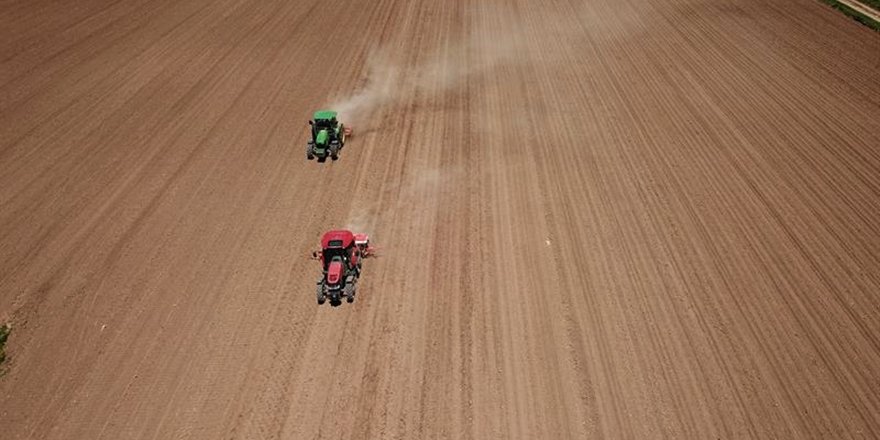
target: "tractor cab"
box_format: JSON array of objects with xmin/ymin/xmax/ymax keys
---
[
  {"xmin": 310, "ymin": 111, "xmax": 338, "ymax": 133},
  {"xmin": 319, "ymin": 229, "xmax": 359, "ymax": 271},
  {"xmin": 309, "ymin": 111, "xmax": 337, "ymax": 141},
  {"xmin": 312, "ymin": 110, "xmax": 338, "ymax": 126}
]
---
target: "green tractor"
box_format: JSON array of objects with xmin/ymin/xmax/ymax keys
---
[{"xmin": 306, "ymin": 110, "xmax": 351, "ymax": 161}]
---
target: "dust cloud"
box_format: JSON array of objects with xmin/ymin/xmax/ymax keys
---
[
  {"xmin": 330, "ymin": 35, "xmax": 520, "ymax": 125},
  {"xmin": 329, "ymin": 4, "xmax": 530, "ymax": 124},
  {"xmin": 329, "ymin": 1, "xmax": 646, "ymax": 125},
  {"xmin": 333, "ymin": 2, "xmax": 646, "ymax": 236}
]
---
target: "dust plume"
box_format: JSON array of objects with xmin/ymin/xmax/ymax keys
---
[
  {"xmin": 334, "ymin": 2, "xmax": 648, "ymax": 235},
  {"xmin": 329, "ymin": 2, "xmax": 647, "ymax": 125},
  {"xmin": 330, "ymin": 8, "xmax": 523, "ymax": 124}
]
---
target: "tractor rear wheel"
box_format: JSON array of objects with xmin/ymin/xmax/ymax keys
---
[{"xmin": 316, "ymin": 284, "xmax": 325, "ymax": 305}]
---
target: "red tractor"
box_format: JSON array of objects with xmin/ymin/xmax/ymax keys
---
[{"xmin": 313, "ymin": 230, "xmax": 373, "ymax": 305}]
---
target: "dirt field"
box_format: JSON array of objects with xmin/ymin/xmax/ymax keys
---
[{"xmin": 2, "ymin": 0, "xmax": 879, "ymax": 438}]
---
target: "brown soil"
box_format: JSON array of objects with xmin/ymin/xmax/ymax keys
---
[{"xmin": 1, "ymin": 0, "xmax": 879, "ymax": 438}]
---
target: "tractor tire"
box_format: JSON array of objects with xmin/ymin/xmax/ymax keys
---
[
  {"xmin": 316, "ymin": 284, "xmax": 325, "ymax": 305},
  {"xmin": 306, "ymin": 143, "xmax": 315, "ymax": 160},
  {"xmin": 346, "ymin": 285, "xmax": 356, "ymax": 303},
  {"xmin": 330, "ymin": 142, "xmax": 340, "ymax": 161}
]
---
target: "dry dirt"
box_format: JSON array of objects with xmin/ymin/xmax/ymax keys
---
[{"xmin": 1, "ymin": 0, "xmax": 879, "ymax": 438}]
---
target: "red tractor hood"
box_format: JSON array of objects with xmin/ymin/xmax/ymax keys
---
[{"xmin": 326, "ymin": 261, "xmax": 344, "ymax": 285}]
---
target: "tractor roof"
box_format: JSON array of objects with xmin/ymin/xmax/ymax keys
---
[
  {"xmin": 313, "ymin": 110, "xmax": 337, "ymax": 121},
  {"xmin": 321, "ymin": 230, "xmax": 354, "ymax": 249}
]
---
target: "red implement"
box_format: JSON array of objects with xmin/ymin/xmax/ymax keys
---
[{"xmin": 354, "ymin": 233, "xmax": 375, "ymax": 258}]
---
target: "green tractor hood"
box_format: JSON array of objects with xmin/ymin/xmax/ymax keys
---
[{"xmin": 315, "ymin": 129, "xmax": 329, "ymax": 146}]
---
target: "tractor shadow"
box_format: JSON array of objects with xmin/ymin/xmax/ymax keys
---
[
  {"xmin": 312, "ymin": 156, "xmax": 340, "ymax": 164},
  {"xmin": 328, "ymin": 299, "xmax": 354, "ymax": 308}
]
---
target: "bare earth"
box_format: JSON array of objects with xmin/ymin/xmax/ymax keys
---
[{"xmin": 1, "ymin": 0, "xmax": 879, "ymax": 438}]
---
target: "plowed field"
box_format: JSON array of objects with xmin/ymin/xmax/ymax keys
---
[{"xmin": 2, "ymin": 0, "xmax": 879, "ymax": 438}]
